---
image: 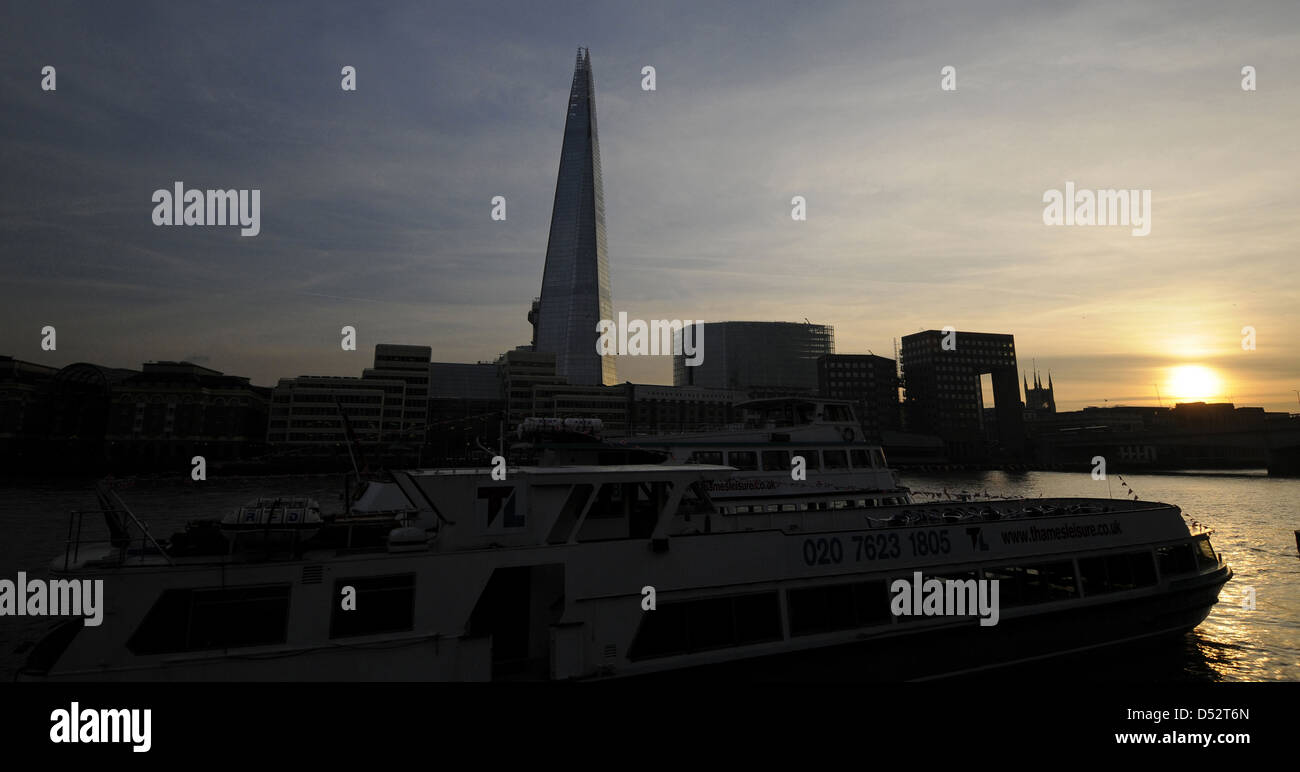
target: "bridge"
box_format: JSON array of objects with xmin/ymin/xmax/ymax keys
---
[{"xmin": 1030, "ymin": 416, "xmax": 1300, "ymax": 476}]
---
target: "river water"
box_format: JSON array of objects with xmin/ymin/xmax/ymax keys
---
[{"xmin": 1, "ymin": 470, "xmax": 1296, "ymax": 681}]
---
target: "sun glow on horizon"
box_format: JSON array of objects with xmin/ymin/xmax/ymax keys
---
[{"xmin": 1165, "ymin": 364, "xmax": 1223, "ymax": 403}]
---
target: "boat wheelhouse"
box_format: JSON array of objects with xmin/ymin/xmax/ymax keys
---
[
  {"xmin": 521, "ymin": 397, "xmax": 912, "ymax": 504},
  {"xmin": 20, "ymin": 461, "xmax": 1231, "ymax": 682}
]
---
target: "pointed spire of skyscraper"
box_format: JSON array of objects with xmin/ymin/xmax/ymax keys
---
[{"xmin": 535, "ymin": 48, "xmax": 616, "ymax": 385}]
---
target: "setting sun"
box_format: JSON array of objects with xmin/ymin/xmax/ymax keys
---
[{"xmin": 1165, "ymin": 364, "xmax": 1222, "ymax": 402}]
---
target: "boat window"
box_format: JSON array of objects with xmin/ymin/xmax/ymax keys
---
[
  {"xmin": 687, "ymin": 597, "xmax": 734, "ymax": 651},
  {"xmin": 823, "ymin": 450, "xmax": 849, "ymax": 469},
  {"xmin": 586, "ymin": 483, "xmax": 625, "ymax": 519},
  {"xmin": 761, "ymin": 450, "xmax": 791, "ymax": 471},
  {"xmin": 1105, "ymin": 554, "xmax": 1139, "ymax": 591},
  {"xmin": 1128, "ymin": 552, "xmax": 1158, "ymax": 587},
  {"xmin": 330, "ymin": 574, "xmax": 416, "ymax": 639},
  {"xmin": 871, "ymin": 449, "xmax": 886, "ymax": 468},
  {"xmin": 1193, "ymin": 536, "xmax": 1218, "ymax": 568},
  {"xmin": 21, "ymin": 620, "xmax": 81, "ymax": 675},
  {"xmin": 793, "ymin": 450, "xmax": 819, "ymax": 470},
  {"xmin": 734, "ymin": 593, "xmax": 783, "ymax": 644},
  {"xmin": 850, "ymin": 450, "xmax": 870, "ymax": 468},
  {"xmin": 823, "ymin": 404, "xmax": 852, "ymax": 422},
  {"xmin": 891, "ymin": 571, "xmax": 982, "ymax": 621},
  {"xmin": 981, "ymin": 566, "xmax": 1026, "ymax": 606},
  {"xmin": 1078, "ymin": 557, "xmax": 1107, "ymax": 595},
  {"xmin": 790, "ymin": 583, "xmax": 855, "ymax": 634},
  {"xmin": 1156, "ymin": 544, "xmax": 1197, "ymax": 576},
  {"xmin": 628, "ymin": 592, "xmax": 781, "ymax": 660},
  {"xmin": 688, "ymin": 450, "xmax": 723, "ymax": 465},
  {"xmin": 727, "ymin": 451, "xmax": 758, "ymax": 471},
  {"xmin": 127, "ymin": 585, "xmax": 291, "ymax": 655},
  {"xmin": 789, "ymin": 581, "xmax": 889, "ymax": 636},
  {"xmin": 1022, "ymin": 562, "xmax": 1077, "ymax": 602},
  {"xmin": 1079, "ymin": 552, "xmax": 1157, "ymax": 595},
  {"xmin": 547, "ymin": 484, "xmax": 594, "ymax": 544}
]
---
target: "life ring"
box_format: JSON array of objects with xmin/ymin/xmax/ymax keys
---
[{"xmin": 842, "ymin": 427, "xmax": 855, "ymax": 442}]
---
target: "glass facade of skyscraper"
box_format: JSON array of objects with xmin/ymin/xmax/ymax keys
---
[{"xmin": 535, "ymin": 48, "xmax": 616, "ymax": 386}]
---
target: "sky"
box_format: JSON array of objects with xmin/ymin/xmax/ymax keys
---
[{"xmin": 2, "ymin": 0, "xmax": 1297, "ymax": 412}]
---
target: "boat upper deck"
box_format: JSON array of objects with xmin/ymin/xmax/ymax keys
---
[{"xmin": 52, "ymin": 464, "xmax": 1205, "ymax": 573}]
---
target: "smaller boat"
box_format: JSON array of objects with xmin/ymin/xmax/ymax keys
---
[{"xmin": 219, "ymin": 497, "xmax": 324, "ymax": 549}]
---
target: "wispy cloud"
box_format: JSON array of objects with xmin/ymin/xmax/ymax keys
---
[{"xmin": 1, "ymin": 0, "xmax": 1297, "ymax": 411}]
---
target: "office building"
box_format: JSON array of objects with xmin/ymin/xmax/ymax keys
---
[
  {"xmin": 673, "ymin": 321, "xmax": 834, "ymax": 395},
  {"xmin": 534, "ymin": 48, "xmax": 617, "ymax": 385}
]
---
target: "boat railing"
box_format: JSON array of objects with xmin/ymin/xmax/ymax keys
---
[
  {"xmin": 61, "ymin": 507, "xmax": 173, "ymax": 570},
  {"xmin": 59, "ymin": 482, "xmax": 175, "ymax": 570}
]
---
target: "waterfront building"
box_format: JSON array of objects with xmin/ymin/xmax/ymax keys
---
[
  {"xmin": 364, "ymin": 344, "xmax": 431, "ymax": 445},
  {"xmin": 105, "ymin": 361, "xmax": 270, "ymax": 468},
  {"xmin": 900, "ymin": 330, "xmax": 1023, "ymax": 460},
  {"xmin": 673, "ymin": 321, "xmax": 834, "ymax": 395},
  {"xmin": 266, "ymin": 375, "xmax": 398, "ymax": 447},
  {"xmin": 817, "ymin": 353, "xmax": 901, "ymax": 439}
]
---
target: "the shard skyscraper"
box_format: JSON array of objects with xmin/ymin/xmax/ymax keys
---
[{"xmin": 534, "ymin": 48, "xmax": 617, "ymax": 386}]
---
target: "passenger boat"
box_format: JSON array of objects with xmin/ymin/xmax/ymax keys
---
[
  {"xmin": 519, "ymin": 397, "xmax": 914, "ymax": 505},
  {"xmin": 19, "ymin": 459, "xmax": 1231, "ymax": 682}
]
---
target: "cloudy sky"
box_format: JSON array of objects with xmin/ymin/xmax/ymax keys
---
[{"xmin": 2, "ymin": 0, "xmax": 1297, "ymax": 411}]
